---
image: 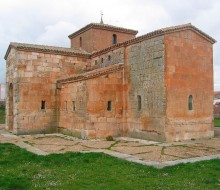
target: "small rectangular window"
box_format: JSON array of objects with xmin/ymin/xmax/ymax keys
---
[
  {"xmin": 137, "ymin": 95, "xmax": 141, "ymax": 111},
  {"xmin": 41, "ymin": 101, "xmax": 46, "ymax": 110},
  {"xmin": 65, "ymin": 101, "xmax": 67, "ymax": 111},
  {"xmin": 107, "ymin": 101, "xmax": 112, "ymax": 111},
  {"xmin": 188, "ymin": 95, "xmax": 193, "ymax": 111},
  {"xmin": 72, "ymin": 101, "xmax": 76, "ymax": 111}
]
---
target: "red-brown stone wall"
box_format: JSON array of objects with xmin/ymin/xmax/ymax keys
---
[
  {"xmin": 164, "ymin": 30, "xmax": 214, "ymax": 141},
  {"xmin": 58, "ymin": 70, "xmax": 124, "ymax": 139},
  {"xmin": 6, "ymin": 49, "xmax": 89, "ymax": 134},
  {"xmin": 71, "ymin": 28, "xmax": 136, "ymax": 53}
]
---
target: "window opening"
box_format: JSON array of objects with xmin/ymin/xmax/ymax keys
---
[
  {"xmin": 65, "ymin": 101, "xmax": 68, "ymax": 111},
  {"xmin": 107, "ymin": 101, "xmax": 112, "ymax": 111},
  {"xmin": 188, "ymin": 95, "xmax": 193, "ymax": 110},
  {"xmin": 112, "ymin": 34, "xmax": 117, "ymax": 44},
  {"xmin": 79, "ymin": 37, "xmax": 82, "ymax": 48},
  {"xmin": 72, "ymin": 101, "xmax": 76, "ymax": 111},
  {"xmin": 137, "ymin": 95, "xmax": 141, "ymax": 110},
  {"xmin": 41, "ymin": 101, "xmax": 46, "ymax": 110}
]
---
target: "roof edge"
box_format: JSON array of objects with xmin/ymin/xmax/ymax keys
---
[
  {"xmin": 91, "ymin": 23, "xmax": 216, "ymax": 58},
  {"xmin": 4, "ymin": 42, "xmax": 91, "ymax": 60},
  {"xmin": 68, "ymin": 23, "xmax": 138, "ymax": 39},
  {"xmin": 57, "ymin": 63, "xmax": 124, "ymax": 84}
]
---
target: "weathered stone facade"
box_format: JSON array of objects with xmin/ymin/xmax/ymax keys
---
[{"xmin": 4, "ymin": 23, "xmax": 216, "ymax": 142}]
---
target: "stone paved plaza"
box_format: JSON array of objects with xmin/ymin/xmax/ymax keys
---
[{"xmin": 0, "ymin": 125, "xmax": 220, "ymax": 168}]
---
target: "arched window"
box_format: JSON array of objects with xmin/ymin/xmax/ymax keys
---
[
  {"xmin": 112, "ymin": 34, "xmax": 117, "ymax": 45},
  {"xmin": 108, "ymin": 55, "xmax": 111, "ymax": 61},
  {"xmin": 101, "ymin": 58, "xmax": 104, "ymax": 63},
  {"xmin": 79, "ymin": 37, "xmax": 82, "ymax": 48},
  {"xmin": 188, "ymin": 95, "xmax": 193, "ymax": 110},
  {"xmin": 137, "ymin": 95, "xmax": 141, "ymax": 111}
]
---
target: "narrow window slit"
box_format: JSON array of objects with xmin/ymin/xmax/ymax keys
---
[
  {"xmin": 72, "ymin": 101, "xmax": 76, "ymax": 111},
  {"xmin": 41, "ymin": 101, "xmax": 46, "ymax": 110},
  {"xmin": 137, "ymin": 95, "xmax": 141, "ymax": 111},
  {"xmin": 107, "ymin": 101, "xmax": 112, "ymax": 111},
  {"xmin": 188, "ymin": 95, "xmax": 193, "ymax": 110}
]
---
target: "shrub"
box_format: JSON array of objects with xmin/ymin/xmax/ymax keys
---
[{"xmin": 106, "ymin": 135, "xmax": 114, "ymax": 141}]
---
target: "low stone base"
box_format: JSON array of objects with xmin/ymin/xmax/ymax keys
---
[
  {"xmin": 15, "ymin": 126, "xmax": 57, "ymax": 135},
  {"xmin": 127, "ymin": 129, "xmax": 166, "ymax": 142},
  {"xmin": 58, "ymin": 127, "xmax": 121, "ymax": 139},
  {"xmin": 165, "ymin": 131, "xmax": 214, "ymax": 142}
]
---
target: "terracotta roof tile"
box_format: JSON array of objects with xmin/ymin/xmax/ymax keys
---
[
  {"xmin": 5, "ymin": 23, "xmax": 216, "ymax": 60},
  {"xmin": 68, "ymin": 23, "xmax": 138, "ymax": 38},
  {"xmin": 57, "ymin": 63, "xmax": 124, "ymax": 84},
  {"xmin": 91, "ymin": 23, "xmax": 216, "ymax": 57},
  {"xmin": 4, "ymin": 42, "xmax": 90, "ymax": 59}
]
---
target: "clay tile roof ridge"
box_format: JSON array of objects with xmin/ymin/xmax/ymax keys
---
[
  {"xmin": 3, "ymin": 42, "xmax": 91, "ymax": 60},
  {"xmin": 9, "ymin": 42, "xmax": 90, "ymax": 54},
  {"xmin": 68, "ymin": 22, "xmax": 138, "ymax": 38},
  {"xmin": 57, "ymin": 63, "xmax": 124, "ymax": 84},
  {"xmin": 91, "ymin": 23, "xmax": 216, "ymax": 57}
]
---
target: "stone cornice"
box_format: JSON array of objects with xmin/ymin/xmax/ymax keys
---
[{"xmin": 57, "ymin": 63, "xmax": 124, "ymax": 85}]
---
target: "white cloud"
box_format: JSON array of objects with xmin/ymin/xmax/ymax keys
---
[
  {"xmin": 36, "ymin": 21, "xmax": 77, "ymax": 47},
  {"xmin": 0, "ymin": 0, "xmax": 219, "ymax": 90}
]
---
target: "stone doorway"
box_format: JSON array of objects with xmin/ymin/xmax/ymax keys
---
[{"xmin": 8, "ymin": 83, "xmax": 13, "ymax": 131}]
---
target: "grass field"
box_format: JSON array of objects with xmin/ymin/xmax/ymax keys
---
[
  {"xmin": 215, "ymin": 118, "xmax": 220, "ymax": 127},
  {"xmin": 0, "ymin": 106, "xmax": 5, "ymax": 124},
  {"xmin": 0, "ymin": 143, "xmax": 219, "ymax": 190}
]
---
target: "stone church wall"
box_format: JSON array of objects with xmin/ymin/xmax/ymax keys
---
[
  {"xmin": 164, "ymin": 30, "xmax": 214, "ymax": 141},
  {"xmin": 58, "ymin": 69, "xmax": 124, "ymax": 138},
  {"xmin": 6, "ymin": 49, "xmax": 88, "ymax": 134},
  {"xmin": 91, "ymin": 48, "xmax": 124, "ymax": 69},
  {"xmin": 126, "ymin": 36, "xmax": 166, "ymax": 141}
]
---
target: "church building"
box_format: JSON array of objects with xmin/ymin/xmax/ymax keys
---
[{"xmin": 4, "ymin": 20, "xmax": 216, "ymax": 142}]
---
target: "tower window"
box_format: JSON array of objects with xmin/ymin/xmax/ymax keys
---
[
  {"xmin": 107, "ymin": 101, "xmax": 112, "ymax": 111},
  {"xmin": 79, "ymin": 37, "xmax": 82, "ymax": 48},
  {"xmin": 72, "ymin": 101, "xmax": 76, "ymax": 111},
  {"xmin": 137, "ymin": 95, "xmax": 141, "ymax": 111},
  {"xmin": 188, "ymin": 95, "xmax": 193, "ymax": 111},
  {"xmin": 101, "ymin": 58, "xmax": 104, "ymax": 63},
  {"xmin": 41, "ymin": 101, "xmax": 46, "ymax": 110},
  {"xmin": 112, "ymin": 34, "xmax": 117, "ymax": 44},
  {"xmin": 108, "ymin": 55, "xmax": 111, "ymax": 61}
]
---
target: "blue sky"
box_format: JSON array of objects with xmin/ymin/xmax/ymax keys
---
[{"xmin": 0, "ymin": 0, "xmax": 219, "ymax": 90}]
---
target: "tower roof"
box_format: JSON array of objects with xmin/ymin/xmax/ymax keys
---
[{"xmin": 68, "ymin": 23, "xmax": 138, "ymax": 39}]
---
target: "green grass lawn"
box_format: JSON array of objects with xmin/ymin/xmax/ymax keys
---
[
  {"xmin": 0, "ymin": 144, "xmax": 219, "ymax": 190},
  {"xmin": 0, "ymin": 106, "xmax": 5, "ymax": 124},
  {"xmin": 215, "ymin": 118, "xmax": 220, "ymax": 127}
]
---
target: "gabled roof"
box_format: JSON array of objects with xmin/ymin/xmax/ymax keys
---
[
  {"xmin": 5, "ymin": 23, "xmax": 216, "ymax": 60},
  {"xmin": 92, "ymin": 23, "xmax": 217, "ymax": 57},
  {"xmin": 4, "ymin": 42, "xmax": 90, "ymax": 60},
  {"xmin": 68, "ymin": 23, "xmax": 138, "ymax": 39}
]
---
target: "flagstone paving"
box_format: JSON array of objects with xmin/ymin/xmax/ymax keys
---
[{"xmin": 0, "ymin": 125, "xmax": 220, "ymax": 168}]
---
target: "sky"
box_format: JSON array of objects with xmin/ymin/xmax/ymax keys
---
[{"xmin": 0, "ymin": 0, "xmax": 220, "ymax": 91}]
